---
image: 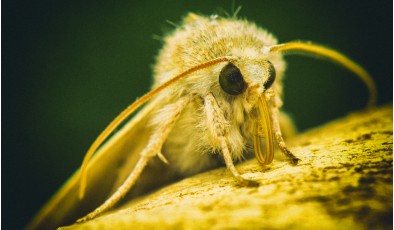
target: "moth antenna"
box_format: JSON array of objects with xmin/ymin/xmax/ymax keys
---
[
  {"xmin": 78, "ymin": 56, "xmax": 237, "ymax": 199},
  {"xmin": 253, "ymin": 96, "xmax": 274, "ymax": 165},
  {"xmin": 266, "ymin": 41, "xmax": 377, "ymax": 108}
]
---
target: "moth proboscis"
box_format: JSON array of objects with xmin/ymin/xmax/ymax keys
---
[{"xmin": 28, "ymin": 12, "xmax": 376, "ymax": 230}]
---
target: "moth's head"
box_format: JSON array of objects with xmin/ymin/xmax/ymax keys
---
[
  {"xmin": 153, "ymin": 13, "xmax": 287, "ymax": 111},
  {"xmin": 219, "ymin": 60, "xmax": 275, "ymax": 95},
  {"xmin": 216, "ymin": 56, "xmax": 280, "ymax": 109}
]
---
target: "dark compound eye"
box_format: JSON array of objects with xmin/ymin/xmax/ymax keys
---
[
  {"xmin": 263, "ymin": 61, "xmax": 276, "ymax": 90},
  {"xmin": 219, "ymin": 63, "xmax": 246, "ymax": 95}
]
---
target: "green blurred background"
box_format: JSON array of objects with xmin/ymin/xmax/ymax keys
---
[{"xmin": 3, "ymin": 1, "xmax": 392, "ymax": 229}]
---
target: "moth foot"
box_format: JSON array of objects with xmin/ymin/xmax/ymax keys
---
[
  {"xmin": 76, "ymin": 213, "xmax": 95, "ymax": 224},
  {"xmin": 286, "ymin": 150, "xmax": 300, "ymax": 165},
  {"xmin": 289, "ymin": 156, "xmax": 300, "ymax": 165},
  {"xmin": 235, "ymin": 175, "xmax": 259, "ymax": 187}
]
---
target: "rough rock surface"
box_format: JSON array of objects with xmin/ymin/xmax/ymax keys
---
[{"xmin": 62, "ymin": 105, "xmax": 393, "ymax": 230}]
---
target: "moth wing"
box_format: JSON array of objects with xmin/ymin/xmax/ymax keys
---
[{"xmin": 28, "ymin": 98, "xmax": 168, "ymax": 230}]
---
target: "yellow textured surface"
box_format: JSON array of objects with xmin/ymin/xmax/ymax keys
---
[{"xmin": 61, "ymin": 105, "xmax": 392, "ymax": 230}]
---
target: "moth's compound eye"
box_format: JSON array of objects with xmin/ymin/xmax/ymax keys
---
[
  {"xmin": 263, "ymin": 61, "xmax": 276, "ymax": 90},
  {"xmin": 219, "ymin": 63, "xmax": 246, "ymax": 95}
]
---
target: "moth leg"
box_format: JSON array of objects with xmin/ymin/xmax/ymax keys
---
[
  {"xmin": 270, "ymin": 105, "xmax": 300, "ymax": 165},
  {"xmin": 77, "ymin": 98, "xmax": 189, "ymax": 223},
  {"xmin": 204, "ymin": 93, "xmax": 258, "ymax": 187}
]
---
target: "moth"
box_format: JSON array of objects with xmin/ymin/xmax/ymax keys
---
[{"xmin": 28, "ymin": 12, "xmax": 376, "ymax": 229}]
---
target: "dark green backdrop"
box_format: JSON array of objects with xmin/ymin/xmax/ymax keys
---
[{"xmin": 3, "ymin": 1, "xmax": 392, "ymax": 229}]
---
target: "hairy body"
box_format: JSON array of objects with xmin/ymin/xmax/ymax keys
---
[
  {"xmin": 153, "ymin": 14, "xmax": 285, "ymax": 175},
  {"xmin": 27, "ymin": 12, "xmax": 375, "ymax": 230}
]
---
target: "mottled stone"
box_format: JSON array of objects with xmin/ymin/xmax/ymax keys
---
[{"xmin": 62, "ymin": 105, "xmax": 392, "ymax": 230}]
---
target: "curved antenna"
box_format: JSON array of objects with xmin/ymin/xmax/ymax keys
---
[
  {"xmin": 78, "ymin": 56, "xmax": 237, "ymax": 199},
  {"xmin": 266, "ymin": 41, "xmax": 377, "ymax": 108}
]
